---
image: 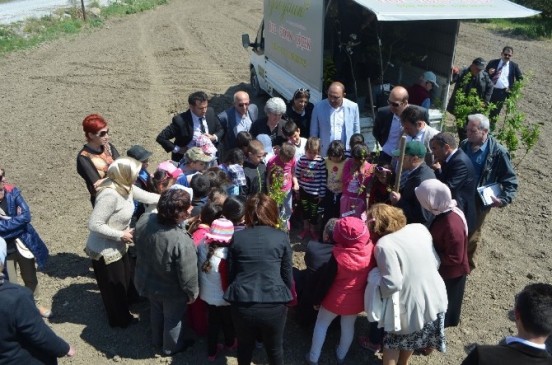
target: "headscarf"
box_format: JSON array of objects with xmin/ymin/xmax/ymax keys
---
[
  {"xmin": 96, "ymin": 157, "xmax": 141, "ymax": 198},
  {"xmin": 415, "ymin": 179, "xmax": 468, "ymax": 234}
]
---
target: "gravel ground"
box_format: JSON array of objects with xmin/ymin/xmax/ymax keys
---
[{"xmin": 0, "ymin": 0, "xmax": 550, "ymax": 364}]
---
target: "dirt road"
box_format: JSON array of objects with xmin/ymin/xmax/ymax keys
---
[{"xmin": 0, "ymin": 0, "xmax": 550, "ymax": 364}]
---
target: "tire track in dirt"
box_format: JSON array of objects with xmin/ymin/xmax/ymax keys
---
[{"xmin": 136, "ymin": 9, "xmax": 172, "ymax": 127}]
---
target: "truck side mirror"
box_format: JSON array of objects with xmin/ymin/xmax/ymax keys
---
[{"xmin": 242, "ymin": 34, "xmax": 251, "ymax": 49}]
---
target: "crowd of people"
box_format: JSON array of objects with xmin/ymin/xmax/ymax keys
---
[{"xmin": 0, "ymin": 44, "xmax": 549, "ymax": 365}]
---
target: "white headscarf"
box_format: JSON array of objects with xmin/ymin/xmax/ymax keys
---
[
  {"xmin": 96, "ymin": 157, "xmax": 142, "ymax": 198},
  {"xmin": 415, "ymin": 179, "xmax": 468, "ymax": 234}
]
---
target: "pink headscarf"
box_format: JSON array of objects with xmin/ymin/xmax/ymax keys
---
[{"xmin": 415, "ymin": 179, "xmax": 468, "ymax": 235}]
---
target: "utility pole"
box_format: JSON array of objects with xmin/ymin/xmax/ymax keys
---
[{"xmin": 81, "ymin": 0, "xmax": 87, "ymax": 21}]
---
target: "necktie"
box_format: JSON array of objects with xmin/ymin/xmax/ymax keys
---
[
  {"xmin": 399, "ymin": 170, "xmax": 409, "ymax": 190},
  {"xmin": 492, "ymin": 63, "xmax": 503, "ymax": 85},
  {"xmin": 199, "ymin": 117, "xmax": 206, "ymax": 133}
]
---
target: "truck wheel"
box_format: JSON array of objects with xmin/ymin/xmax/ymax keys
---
[{"xmin": 250, "ymin": 68, "xmax": 264, "ymax": 97}]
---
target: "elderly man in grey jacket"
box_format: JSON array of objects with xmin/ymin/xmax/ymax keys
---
[{"xmin": 135, "ymin": 189, "xmax": 198, "ymax": 356}]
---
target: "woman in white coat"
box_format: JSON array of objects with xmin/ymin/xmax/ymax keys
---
[{"xmin": 368, "ymin": 203, "xmax": 448, "ymax": 365}]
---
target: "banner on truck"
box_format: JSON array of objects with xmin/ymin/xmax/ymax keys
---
[{"xmin": 264, "ymin": 0, "xmax": 324, "ymax": 90}]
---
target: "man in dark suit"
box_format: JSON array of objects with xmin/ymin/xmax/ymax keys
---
[
  {"xmin": 373, "ymin": 86, "xmax": 429, "ymax": 164},
  {"xmin": 390, "ymin": 141, "xmax": 435, "ymax": 225},
  {"xmin": 486, "ymin": 46, "xmax": 523, "ymax": 123},
  {"xmin": 447, "ymin": 57, "xmax": 494, "ymax": 141},
  {"xmin": 156, "ymin": 91, "xmax": 224, "ymax": 161},
  {"xmin": 430, "ymin": 131, "xmax": 477, "ymax": 234},
  {"xmin": 218, "ymin": 91, "xmax": 258, "ymax": 161},
  {"xmin": 462, "ymin": 283, "xmax": 552, "ymax": 365}
]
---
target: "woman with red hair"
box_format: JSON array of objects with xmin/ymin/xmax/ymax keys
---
[{"xmin": 77, "ymin": 114, "xmax": 119, "ymax": 206}]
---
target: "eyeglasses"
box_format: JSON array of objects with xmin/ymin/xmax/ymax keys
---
[
  {"xmin": 387, "ymin": 100, "xmax": 403, "ymax": 108},
  {"xmin": 97, "ymin": 129, "xmax": 109, "ymax": 137},
  {"xmin": 503, "ymin": 53, "xmax": 512, "ymax": 58},
  {"xmin": 375, "ymin": 166, "xmax": 391, "ymax": 173},
  {"xmin": 238, "ymin": 103, "xmax": 249, "ymax": 107}
]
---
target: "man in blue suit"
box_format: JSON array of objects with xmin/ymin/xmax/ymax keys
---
[
  {"xmin": 310, "ymin": 82, "xmax": 360, "ymax": 157},
  {"xmin": 218, "ymin": 91, "xmax": 258, "ymax": 160}
]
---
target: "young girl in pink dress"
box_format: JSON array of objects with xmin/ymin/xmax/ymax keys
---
[{"xmin": 340, "ymin": 144, "xmax": 374, "ymax": 221}]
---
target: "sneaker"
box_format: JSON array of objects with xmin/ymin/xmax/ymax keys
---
[
  {"xmin": 358, "ymin": 336, "xmax": 381, "ymax": 353},
  {"xmin": 309, "ymin": 230, "xmax": 320, "ymax": 241},
  {"xmin": 225, "ymin": 338, "xmax": 237, "ymax": 351},
  {"xmin": 297, "ymin": 228, "xmax": 309, "ymax": 240},
  {"xmin": 207, "ymin": 344, "xmax": 223, "ymax": 361}
]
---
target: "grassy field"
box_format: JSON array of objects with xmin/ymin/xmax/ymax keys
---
[
  {"xmin": 473, "ymin": 17, "xmax": 552, "ymax": 39},
  {"xmin": 0, "ymin": 0, "xmax": 168, "ymax": 55}
]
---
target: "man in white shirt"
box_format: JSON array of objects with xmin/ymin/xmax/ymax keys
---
[
  {"xmin": 485, "ymin": 46, "xmax": 523, "ymax": 123},
  {"xmin": 373, "ymin": 86, "xmax": 429, "ymax": 164},
  {"xmin": 310, "ymin": 82, "xmax": 360, "ymax": 157},
  {"xmin": 399, "ymin": 105, "xmax": 439, "ymax": 166},
  {"xmin": 461, "ymin": 283, "xmax": 552, "ymax": 365},
  {"xmin": 156, "ymin": 91, "xmax": 225, "ymax": 161}
]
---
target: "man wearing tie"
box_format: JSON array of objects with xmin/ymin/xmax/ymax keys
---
[
  {"xmin": 486, "ymin": 46, "xmax": 523, "ymax": 124},
  {"xmin": 218, "ymin": 91, "xmax": 258, "ymax": 160},
  {"xmin": 156, "ymin": 91, "xmax": 224, "ymax": 162}
]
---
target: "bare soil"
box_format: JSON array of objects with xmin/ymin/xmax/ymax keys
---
[{"xmin": 0, "ymin": 1, "xmax": 551, "ymax": 364}]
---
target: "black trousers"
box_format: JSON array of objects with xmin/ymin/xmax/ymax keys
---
[
  {"xmin": 319, "ymin": 189, "xmax": 342, "ymax": 237},
  {"xmin": 443, "ymin": 275, "xmax": 467, "ymax": 328},
  {"xmin": 207, "ymin": 305, "xmax": 235, "ymax": 356},
  {"xmin": 91, "ymin": 254, "xmax": 134, "ymax": 328},
  {"xmin": 231, "ymin": 303, "xmax": 287, "ymax": 365},
  {"xmin": 489, "ymin": 88, "xmax": 508, "ymax": 124},
  {"xmin": 299, "ymin": 188, "xmax": 320, "ymax": 225}
]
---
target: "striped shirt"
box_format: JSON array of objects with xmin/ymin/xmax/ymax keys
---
[{"xmin": 295, "ymin": 155, "xmax": 327, "ymax": 197}]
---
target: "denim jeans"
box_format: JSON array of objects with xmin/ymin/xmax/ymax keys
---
[
  {"xmin": 149, "ymin": 298, "xmax": 188, "ymax": 355},
  {"xmin": 231, "ymin": 303, "xmax": 287, "ymax": 365}
]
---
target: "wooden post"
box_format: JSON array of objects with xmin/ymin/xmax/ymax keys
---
[
  {"xmin": 81, "ymin": 0, "xmax": 87, "ymax": 21},
  {"xmin": 393, "ymin": 135, "xmax": 407, "ymax": 192}
]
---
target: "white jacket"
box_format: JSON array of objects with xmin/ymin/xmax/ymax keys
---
[
  {"xmin": 364, "ymin": 267, "xmax": 401, "ymax": 332},
  {"xmin": 374, "ymin": 224, "xmax": 448, "ymax": 334},
  {"xmin": 198, "ymin": 241, "xmax": 230, "ymax": 306}
]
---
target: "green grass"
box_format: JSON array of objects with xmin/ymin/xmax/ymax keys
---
[
  {"xmin": 0, "ymin": 0, "xmax": 168, "ymax": 55},
  {"xmin": 470, "ymin": 16, "xmax": 552, "ymax": 39}
]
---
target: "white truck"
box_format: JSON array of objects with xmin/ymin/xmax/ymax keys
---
[{"xmin": 242, "ymin": 0, "xmax": 538, "ymax": 147}]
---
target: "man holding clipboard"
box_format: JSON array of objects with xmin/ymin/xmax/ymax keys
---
[{"xmin": 459, "ymin": 114, "xmax": 518, "ymax": 270}]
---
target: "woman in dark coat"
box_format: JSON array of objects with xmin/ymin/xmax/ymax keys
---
[
  {"xmin": 223, "ymin": 194, "xmax": 293, "ymax": 365},
  {"xmin": 285, "ymin": 88, "xmax": 314, "ymax": 138},
  {"xmin": 134, "ymin": 189, "xmax": 198, "ymax": 356},
  {"xmin": 416, "ymin": 179, "xmax": 470, "ymax": 328}
]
